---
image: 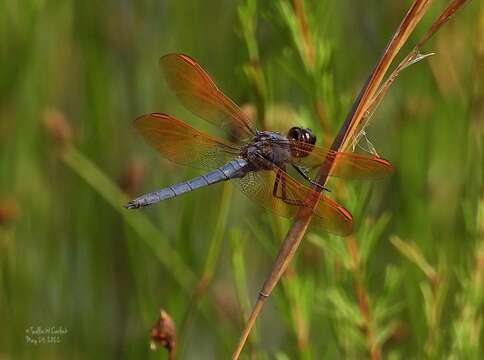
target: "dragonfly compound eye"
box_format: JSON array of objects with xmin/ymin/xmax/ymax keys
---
[
  {"xmin": 287, "ymin": 127, "xmax": 302, "ymax": 141},
  {"xmin": 287, "ymin": 127, "xmax": 316, "ymax": 158},
  {"xmin": 303, "ymin": 128, "xmax": 316, "ymax": 145}
]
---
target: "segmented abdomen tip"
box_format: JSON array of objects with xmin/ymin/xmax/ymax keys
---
[{"xmin": 124, "ymin": 201, "xmax": 139, "ymax": 209}]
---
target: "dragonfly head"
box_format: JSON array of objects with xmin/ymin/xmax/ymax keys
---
[{"xmin": 287, "ymin": 127, "xmax": 316, "ymax": 158}]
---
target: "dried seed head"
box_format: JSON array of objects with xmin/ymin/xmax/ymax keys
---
[
  {"xmin": 240, "ymin": 104, "xmax": 257, "ymax": 126},
  {"xmin": 227, "ymin": 103, "xmax": 256, "ymax": 143},
  {"xmin": 119, "ymin": 158, "xmax": 145, "ymax": 196},
  {"xmin": 150, "ymin": 309, "xmax": 176, "ymax": 359},
  {"xmin": 43, "ymin": 109, "xmax": 73, "ymax": 148},
  {"xmin": 0, "ymin": 199, "xmax": 19, "ymax": 225}
]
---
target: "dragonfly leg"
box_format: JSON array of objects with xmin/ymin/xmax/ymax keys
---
[
  {"xmin": 273, "ymin": 168, "xmax": 305, "ymax": 206},
  {"xmin": 291, "ymin": 164, "xmax": 330, "ymax": 192}
]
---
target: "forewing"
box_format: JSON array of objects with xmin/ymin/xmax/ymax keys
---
[
  {"xmin": 238, "ymin": 169, "xmax": 353, "ymax": 235},
  {"xmin": 290, "ymin": 143, "xmax": 394, "ymax": 179},
  {"xmin": 160, "ymin": 53, "xmax": 255, "ymax": 140},
  {"xmin": 134, "ymin": 113, "xmax": 239, "ymax": 170}
]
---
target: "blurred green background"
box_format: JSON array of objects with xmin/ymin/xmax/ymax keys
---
[{"xmin": 0, "ymin": 0, "xmax": 482, "ymax": 359}]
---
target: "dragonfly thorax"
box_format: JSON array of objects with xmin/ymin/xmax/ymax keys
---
[{"xmin": 240, "ymin": 131, "xmax": 292, "ymax": 170}]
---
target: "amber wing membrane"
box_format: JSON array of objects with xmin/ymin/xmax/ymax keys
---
[
  {"xmin": 160, "ymin": 53, "xmax": 255, "ymax": 140},
  {"xmin": 288, "ymin": 143, "xmax": 394, "ymax": 179},
  {"xmin": 134, "ymin": 113, "xmax": 240, "ymax": 170},
  {"xmin": 238, "ymin": 168, "xmax": 353, "ymax": 235}
]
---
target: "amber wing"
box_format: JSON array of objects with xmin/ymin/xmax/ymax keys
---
[
  {"xmin": 288, "ymin": 143, "xmax": 394, "ymax": 179},
  {"xmin": 134, "ymin": 113, "xmax": 240, "ymax": 170},
  {"xmin": 238, "ymin": 168, "xmax": 353, "ymax": 235},
  {"xmin": 160, "ymin": 53, "xmax": 255, "ymax": 140}
]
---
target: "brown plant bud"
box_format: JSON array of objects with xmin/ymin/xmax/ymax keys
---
[
  {"xmin": 43, "ymin": 109, "xmax": 73, "ymax": 148},
  {"xmin": 388, "ymin": 320, "xmax": 408, "ymax": 345},
  {"xmin": 119, "ymin": 158, "xmax": 145, "ymax": 196},
  {"xmin": 0, "ymin": 199, "xmax": 19, "ymax": 225},
  {"xmin": 150, "ymin": 309, "xmax": 176, "ymax": 360},
  {"xmin": 227, "ymin": 104, "xmax": 257, "ymax": 143},
  {"xmin": 240, "ymin": 104, "xmax": 257, "ymax": 126}
]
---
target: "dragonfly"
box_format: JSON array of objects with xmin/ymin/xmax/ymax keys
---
[{"xmin": 124, "ymin": 53, "xmax": 393, "ymax": 235}]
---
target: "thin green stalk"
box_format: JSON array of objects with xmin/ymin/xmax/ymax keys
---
[
  {"xmin": 346, "ymin": 237, "xmax": 382, "ymax": 360},
  {"xmin": 391, "ymin": 236, "xmax": 448, "ymax": 358},
  {"xmin": 62, "ymin": 146, "xmax": 196, "ymax": 291},
  {"xmin": 239, "ymin": 0, "xmax": 268, "ymax": 130},
  {"xmin": 280, "ymin": 275, "xmax": 313, "ymax": 360},
  {"xmin": 449, "ymin": 235, "xmax": 484, "ymax": 358},
  {"xmin": 178, "ymin": 182, "xmax": 233, "ymax": 353},
  {"xmin": 231, "ymin": 230, "xmax": 264, "ymax": 360},
  {"xmin": 291, "ymin": 0, "xmax": 330, "ymax": 134}
]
